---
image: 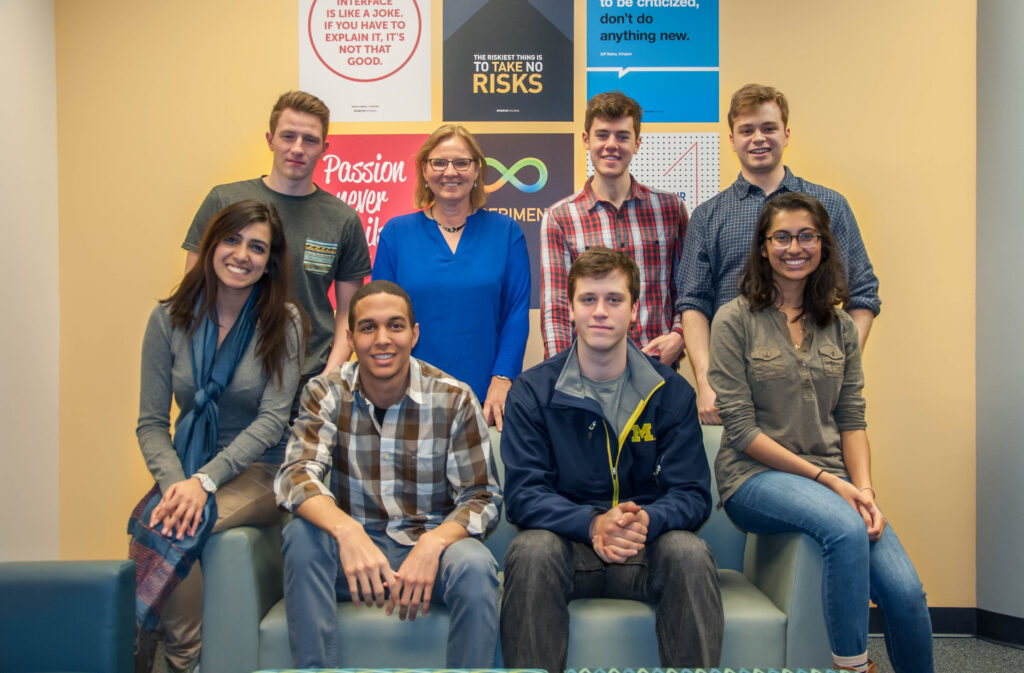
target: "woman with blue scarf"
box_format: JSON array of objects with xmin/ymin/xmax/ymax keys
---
[{"xmin": 130, "ymin": 200, "xmax": 308, "ymax": 673}]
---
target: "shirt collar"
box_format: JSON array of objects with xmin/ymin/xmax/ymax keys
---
[
  {"xmin": 731, "ymin": 166, "xmax": 796, "ymax": 199},
  {"xmin": 554, "ymin": 338, "xmax": 663, "ymax": 402},
  {"xmin": 344, "ymin": 356, "xmax": 426, "ymax": 409},
  {"xmin": 578, "ymin": 175, "xmax": 649, "ymax": 212}
]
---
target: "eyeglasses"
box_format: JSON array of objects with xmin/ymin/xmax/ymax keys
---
[
  {"xmin": 427, "ymin": 157, "xmax": 476, "ymax": 171},
  {"xmin": 766, "ymin": 231, "xmax": 822, "ymax": 249}
]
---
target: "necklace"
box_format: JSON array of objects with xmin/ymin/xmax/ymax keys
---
[{"xmin": 430, "ymin": 205, "xmax": 467, "ymax": 233}]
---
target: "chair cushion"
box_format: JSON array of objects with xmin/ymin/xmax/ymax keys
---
[
  {"xmin": 563, "ymin": 569, "xmax": 786, "ymax": 670},
  {"xmin": 260, "ymin": 599, "xmax": 455, "ymax": 669}
]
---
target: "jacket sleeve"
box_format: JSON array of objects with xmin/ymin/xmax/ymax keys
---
[
  {"xmin": 641, "ymin": 376, "xmax": 712, "ymax": 538},
  {"xmin": 501, "ymin": 377, "xmax": 599, "ymax": 543}
]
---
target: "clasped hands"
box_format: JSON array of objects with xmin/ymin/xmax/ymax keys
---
[
  {"xmin": 334, "ymin": 521, "xmax": 444, "ymax": 621},
  {"xmin": 590, "ymin": 501, "xmax": 650, "ymax": 563},
  {"xmin": 829, "ymin": 478, "xmax": 887, "ymax": 541},
  {"xmin": 149, "ymin": 476, "xmax": 209, "ymax": 540}
]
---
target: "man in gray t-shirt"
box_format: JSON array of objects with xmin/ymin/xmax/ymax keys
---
[{"xmin": 183, "ymin": 91, "xmax": 370, "ymax": 392}]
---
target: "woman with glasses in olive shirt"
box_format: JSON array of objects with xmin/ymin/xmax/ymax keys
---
[{"xmin": 708, "ymin": 192, "xmax": 932, "ymax": 673}]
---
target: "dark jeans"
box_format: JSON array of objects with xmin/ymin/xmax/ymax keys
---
[{"xmin": 500, "ymin": 529, "xmax": 723, "ymax": 673}]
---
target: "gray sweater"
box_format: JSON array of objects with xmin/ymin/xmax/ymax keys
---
[
  {"xmin": 136, "ymin": 303, "xmax": 303, "ymax": 491},
  {"xmin": 708, "ymin": 296, "xmax": 867, "ymax": 504}
]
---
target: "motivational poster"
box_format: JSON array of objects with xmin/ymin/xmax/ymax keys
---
[
  {"xmin": 314, "ymin": 133, "xmax": 428, "ymax": 264},
  {"xmin": 476, "ymin": 133, "xmax": 575, "ymax": 308},
  {"xmin": 586, "ymin": 0, "xmax": 719, "ymax": 122},
  {"xmin": 300, "ymin": 0, "xmax": 431, "ymax": 121},
  {"xmin": 443, "ymin": 0, "xmax": 573, "ymax": 122}
]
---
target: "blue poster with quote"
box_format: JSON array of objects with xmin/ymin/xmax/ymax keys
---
[{"xmin": 587, "ymin": 0, "xmax": 718, "ymax": 122}]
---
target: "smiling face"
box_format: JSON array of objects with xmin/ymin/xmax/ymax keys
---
[
  {"xmin": 763, "ymin": 208, "xmax": 822, "ymax": 290},
  {"xmin": 569, "ymin": 270, "xmax": 639, "ymax": 356},
  {"xmin": 422, "ymin": 135, "xmax": 479, "ymax": 207},
  {"xmin": 583, "ymin": 115, "xmax": 640, "ymax": 182},
  {"xmin": 730, "ymin": 101, "xmax": 789, "ymax": 179},
  {"xmin": 212, "ymin": 221, "xmax": 271, "ymax": 295},
  {"xmin": 347, "ymin": 292, "xmax": 420, "ymax": 395},
  {"xmin": 266, "ymin": 108, "xmax": 328, "ymax": 185}
]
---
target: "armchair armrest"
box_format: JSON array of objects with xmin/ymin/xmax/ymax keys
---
[
  {"xmin": 743, "ymin": 531, "xmax": 831, "ymax": 669},
  {"xmin": 201, "ymin": 523, "xmax": 284, "ymax": 673},
  {"xmin": 0, "ymin": 560, "xmax": 134, "ymax": 673}
]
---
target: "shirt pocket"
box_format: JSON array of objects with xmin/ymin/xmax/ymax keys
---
[
  {"xmin": 750, "ymin": 346, "xmax": 786, "ymax": 381},
  {"xmin": 818, "ymin": 344, "xmax": 845, "ymax": 377},
  {"xmin": 302, "ymin": 238, "xmax": 338, "ymax": 276}
]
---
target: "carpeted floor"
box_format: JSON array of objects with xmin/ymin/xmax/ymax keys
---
[
  {"xmin": 868, "ymin": 636, "xmax": 1023, "ymax": 672},
  {"xmin": 151, "ymin": 636, "xmax": 1024, "ymax": 672}
]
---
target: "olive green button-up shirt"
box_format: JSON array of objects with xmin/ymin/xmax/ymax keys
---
[{"xmin": 709, "ymin": 296, "xmax": 867, "ymax": 504}]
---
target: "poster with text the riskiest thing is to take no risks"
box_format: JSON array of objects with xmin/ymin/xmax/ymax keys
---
[{"xmin": 444, "ymin": 0, "xmax": 573, "ymax": 122}]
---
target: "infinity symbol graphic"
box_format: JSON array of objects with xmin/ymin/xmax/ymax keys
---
[{"xmin": 485, "ymin": 157, "xmax": 548, "ymax": 193}]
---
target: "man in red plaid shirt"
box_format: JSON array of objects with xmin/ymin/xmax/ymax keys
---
[{"xmin": 541, "ymin": 91, "xmax": 688, "ymax": 366}]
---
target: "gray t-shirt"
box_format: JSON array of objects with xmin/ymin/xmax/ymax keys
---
[
  {"xmin": 136, "ymin": 303, "xmax": 304, "ymax": 491},
  {"xmin": 183, "ymin": 178, "xmax": 371, "ymax": 380},
  {"xmin": 581, "ymin": 368, "xmax": 632, "ymax": 438}
]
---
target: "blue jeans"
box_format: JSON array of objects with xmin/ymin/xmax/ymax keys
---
[
  {"xmin": 282, "ymin": 516, "xmax": 499, "ymax": 668},
  {"xmin": 725, "ymin": 470, "xmax": 933, "ymax": 673}
]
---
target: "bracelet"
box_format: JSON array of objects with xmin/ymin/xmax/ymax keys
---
[
  {"xmin": 859, "ymin": 486, "xmax": 876, "ymax": 496},
  {"xmin": 813, "ymin": 469, "xmax": 825, "ymax": 482}
]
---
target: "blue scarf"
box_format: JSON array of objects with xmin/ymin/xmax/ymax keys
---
[{"xmin": 128, "ymin": 287, "xmax": 260, "ymax": 630}]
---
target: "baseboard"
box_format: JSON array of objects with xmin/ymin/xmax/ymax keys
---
[
  {"xmin": 869, "ymin": 606, "xmax": 1023, "ymax": 645},
  {"xmin": 977, "ymin": 609, "xmax": 1024, "ymax": 648},
  {"xmin": 869, "ymin": 607, "xmax": 975, "ymax": 635}
]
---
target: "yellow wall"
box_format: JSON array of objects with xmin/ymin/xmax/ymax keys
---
[{"xmin": 56, "ymin": 0, "xmax": 976, "ymax": 607}]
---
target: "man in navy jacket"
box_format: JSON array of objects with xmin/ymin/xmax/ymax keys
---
[{"xmin": 500, "ymin": 247, "xmax": 723, "ymax": 672}]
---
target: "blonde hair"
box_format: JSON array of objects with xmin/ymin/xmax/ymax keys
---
[{"xmin": 413, "ymin": 125, "xmax": 488, "ymax": 210}]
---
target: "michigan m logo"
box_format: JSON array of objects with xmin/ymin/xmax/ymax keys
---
[{"xmin": 630, "ymin": 423, "xmax": 654, "ymax": 442}]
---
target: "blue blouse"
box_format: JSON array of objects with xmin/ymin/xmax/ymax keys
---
[{"xmin": 372, "ymin": 210, "xmax": 531, "ymax": 402}]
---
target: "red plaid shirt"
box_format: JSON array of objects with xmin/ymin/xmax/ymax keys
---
[{"xmin": 541, "ymin": 176, "xmax": 688, "ymax": 358}]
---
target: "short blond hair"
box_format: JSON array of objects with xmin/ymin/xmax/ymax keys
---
[{"xmin": 413, "ymin": 125, "xmax": 489, "ymax": 210}]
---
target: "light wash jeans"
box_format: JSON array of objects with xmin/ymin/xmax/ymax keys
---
[
  {"xmin": 725, "ymin": 470, "xmax": 933, "ymax": 673},
  {"xmin": 281, "ymin": 516, "xmax": 499, "ymax": 668}
]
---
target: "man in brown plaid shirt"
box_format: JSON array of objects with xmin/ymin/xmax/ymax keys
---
[{"xmin": 274, "ymin": 280, "xmax": 503, "ymax": 668}]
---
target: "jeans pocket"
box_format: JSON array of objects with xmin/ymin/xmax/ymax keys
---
[{"xmin": 750, "ymin": 346, "xmax": 786, "ymax": 381}]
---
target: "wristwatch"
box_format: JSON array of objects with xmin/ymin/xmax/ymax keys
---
[{"xmin": 195, "ymin": 472, "xmax": 217, "ymax": 494}]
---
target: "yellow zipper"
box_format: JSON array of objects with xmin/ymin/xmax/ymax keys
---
[{"xmin": 603, "ymin": 379, "xmax": 665, "ymax": 507}]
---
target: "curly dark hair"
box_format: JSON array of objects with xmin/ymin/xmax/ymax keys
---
[
  {"xmin": 738, "ymin": 192, "xmax": 849, "ymax": 327},
  {"xmin": 163, "ymin": 200, "xmax": 309, "ymax": 383}
]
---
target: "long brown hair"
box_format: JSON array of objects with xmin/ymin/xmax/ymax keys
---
[
  {"xmin": 738, "ymin": 192, "xmax": 849, "ymax": 328},
  {"xmin": 163, "ymin": 200, "xmax": 309, "ymax": 383}
]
